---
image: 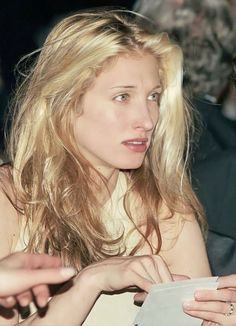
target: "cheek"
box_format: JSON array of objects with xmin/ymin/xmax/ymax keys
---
[
  {"xmin": 73, "ymin": 113, "xmax": 114, "ymax": 147},
  {"xmin": 152, "ymin": 109, "xmax": 159, "ymax": 125},
  {"xmin": 73, "ymin": 106, "xmax": 131, "ymax": 149}
]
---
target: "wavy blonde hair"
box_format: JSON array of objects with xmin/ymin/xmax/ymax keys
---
[{"xmin": 7, "ymin": 8, "xmax": 204, "ymax": 269}]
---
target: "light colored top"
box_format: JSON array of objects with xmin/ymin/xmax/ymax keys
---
[{"xmin": 14, "ymin": 172, "xmax": 144, "ymax": 326}]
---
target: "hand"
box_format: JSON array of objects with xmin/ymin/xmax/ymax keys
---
[
  {"xmin": 39, "ymin": 255, "xmax": 189, "ymax": 325},
  {"xmin": 76, "ymin": 254, "xmax": 174, "ymax": 302},
  {"xmin": 0, "ymin": 252, "xmax": 75, "ymax": 309},
  {"xmin": 183, "ymin": 275, "xmax": 236, "ymax": 325}
]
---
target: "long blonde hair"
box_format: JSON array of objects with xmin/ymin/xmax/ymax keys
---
[{"xmin": 8, "ymin": 8, "xmax": 204, "ymax": 269}]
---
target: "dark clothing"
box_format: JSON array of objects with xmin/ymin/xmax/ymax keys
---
[
  {"xmin": 191, "ymin": 97, "xmax": 236, "ymax": 275},
  {"xmin": 192, "ymin": 98, "xmax": 236, "ymax": 159}
]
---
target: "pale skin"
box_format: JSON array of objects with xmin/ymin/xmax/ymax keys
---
[
  {"xmin": 183, "ymin": 275, "xmax": 236, "ymax": 326},
  {"xmin": 0, "ymin": 53, "xmax": 211, "ymax": 324},
  {"xmin": 0, "ymin": 252, "xmax": 75, "ymax": 309}
]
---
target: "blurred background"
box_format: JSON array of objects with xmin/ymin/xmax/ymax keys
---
[{"xmin": 0, "ymin": 0, "xmax": 135, "ymax": 98}]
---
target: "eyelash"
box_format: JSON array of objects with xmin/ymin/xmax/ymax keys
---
[
  {"xmin": 113, "ymin": 92, "xmax": 161, "ymax": 103},
  {"xmin": 148, "ymin": 92, "xmax": 160, "ymax": 103},
  {"xmin": 113, "ymin": 93, "xmax": 129, "ymax": 102}
]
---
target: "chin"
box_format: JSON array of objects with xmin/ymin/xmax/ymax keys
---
[{"xmin": 118, "ymin": 161, "xmax": 144, "ymax": 170}]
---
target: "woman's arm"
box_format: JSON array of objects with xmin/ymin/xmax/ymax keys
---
[
  {"xmin": 160, "ymin": 214, "xmax": 211, "ymax": 278},
  {"xmin": 23, "ymin": 255, "xmax": 175, "ymax": 325}
]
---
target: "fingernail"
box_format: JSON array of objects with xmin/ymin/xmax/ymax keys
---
[
  {"xmin": 194, "ymin": 291, "xmax": 201, "ymax": 299},
  {"xmin": 37, "ymin": 297, "xmax": 48, "ymax": 308},
  {"xmin": 20, "ymin": 298, "xmax": 30, "ymax": 307},
  {"xmin": 6, "ymin": 296, "xmax": 15, "ymax": 304},
  {"xmin": 60, "ymin": 267, "xmax": 76, "ymax": 278},
  {"xmin": 182, "ymin": 301, "xmax": 192, "ymax": 310}
]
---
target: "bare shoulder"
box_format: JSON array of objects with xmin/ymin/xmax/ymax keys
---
[
  {"xmin": 158, "ymin": 201, "xmax": 194, "ymax": 245},
  {"xmin": 0, "ymin": 165, "xmax": 21, "ymax": 258}
]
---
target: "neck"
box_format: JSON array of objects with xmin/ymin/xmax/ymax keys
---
[{"xmin": 91, "ymin": 168, "xmax": 120, "ymax": 205}]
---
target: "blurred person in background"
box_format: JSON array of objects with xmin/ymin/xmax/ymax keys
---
[
  {"xmin": 134, "ymin": 0, "xmax": 236, "ymax": 276},
  {"xmin": 134, "ymin": 0, "xmax": 236, "ymax": 117},
  {"xmin": 228, "ymin": 0, "xmax": 236, "ymax": 20}
]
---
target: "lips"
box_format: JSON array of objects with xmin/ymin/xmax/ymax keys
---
[{"xmin": 121, "ymin": 138, "xmax": 148, "ymax": 153}]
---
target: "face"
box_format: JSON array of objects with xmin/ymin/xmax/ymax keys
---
[{"xmin": 73, "ymin": 53, "xmax": 162, "ymax": 177}]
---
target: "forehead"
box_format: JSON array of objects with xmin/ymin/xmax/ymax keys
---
[{"xmin": 93, "ymin": 52, "xmax": 161, "ymax": 87}]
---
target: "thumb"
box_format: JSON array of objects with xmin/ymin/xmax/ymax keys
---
[
  {"xmin": 172, "ymin": 274, "xmax": 190, "ymax": 282},
  {"xmin": 134, "ymin": 291, "xmax": 147, "ymax": 303}
]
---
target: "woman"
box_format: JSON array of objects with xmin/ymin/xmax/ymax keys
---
[{"xmin": 0, "ymin": 8, "xmax": 210, "ymax": 325}]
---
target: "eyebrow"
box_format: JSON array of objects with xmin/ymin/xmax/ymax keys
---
[
  {"xmin": 109, "ymin": 85, "xmax": 135, "ymax": 89},
  {"xmin": 109, "ymin": 84, "xmax": 162, "ymax": 91}
]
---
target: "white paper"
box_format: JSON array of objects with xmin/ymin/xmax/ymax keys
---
[{"xmin": 133, "ymin": 277, "xmax": 218, "ymax": 326}]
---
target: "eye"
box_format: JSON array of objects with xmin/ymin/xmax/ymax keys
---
[
  {"xmin": 147, "ymin": 92, "xmax": 160, "ymax": 103},
  {"xmin": 113, "ymin": 93, "xmax": 130, "ymax": 102}
]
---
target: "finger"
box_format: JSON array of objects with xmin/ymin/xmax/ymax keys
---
[
  {"xmin": 128, "ymin": 256, "xmax": 161, "ymax": 286},
  {"xmin": 16, "ymin": 290, "xmax": 32, "ymax": 307},
  {"xmin": 32, "ymin": 284, "xmax": 50, "ymax": 308},
  {"xmin": 184, "ymin": 309, "xmax": 230, "ymax": 325},
  {"xmin": 130, "ymin": 255, "xmax": 172, "ymax": 290},
  {"xmin": 23, "ymin": 268, "xmax": 76, "ymax": 286},
  {"xmin": 218, "ymin": 275, "xmax": 236, "ymax": 289},
  {"xmin": 183, "ymin": 299, "xmax": 231, "ymax": 315},
  {"xmin": 134, "ymin": 291, "xmax": 147, "ymax": 302},
  {"xmin": 194, "ymin": 288, "xmax": 236, "ymax": 302},
  {"xmin": 140, "ymin": 256, "xmax": 162, "ymax": 284},
  {"xmin": 129, "ymin": 255, "xmax": 172, "ymax": 292},
  {"xmin": 0, "ymin": 252, "xmax": 61, "ymax": 270},
  {"xmin": 0, "ymin": 267, "xmax": 75, "ymax": 296},
  {"xmin": 201, "ymin": 321, "xmax": 218, "ymax": 326},
  {"xmin": 0, "ymin": 296, "xmax": 16, "ymax": 308},
  {"xmin": 153, "ymin": 255, "xmax": 173, "ymax": 283},
  {"xmin": 130, "ymin": 270, "xmax": 154, "ymax": 293},
  {"xmin": 18, "ymin": 253, "xmax": 62, "ymax": 270},
  {"xmin": 172, "ymin": 274, "xmax": 190, "ymax": 281},
  {"xmin": 183, "ymin": 300, "xmax": 236, "ymax": 325}
]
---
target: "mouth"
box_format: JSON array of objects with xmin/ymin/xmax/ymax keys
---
[
  {"xmin": 121, "ymin": 138, "xmax": 148, "ymax": 153},
  {"xmin": 125, "ymin": 141, "xmax": 146, "ymax": 145}
]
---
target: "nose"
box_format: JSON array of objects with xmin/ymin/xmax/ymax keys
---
[{"xmin": 132, "ymin": 102, "xmax": 156, "ymax": 131}]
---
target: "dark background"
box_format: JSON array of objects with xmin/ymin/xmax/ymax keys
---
[{"xmin": 0, "ymin": 0, "xmax": 135, "ymax": 95}]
